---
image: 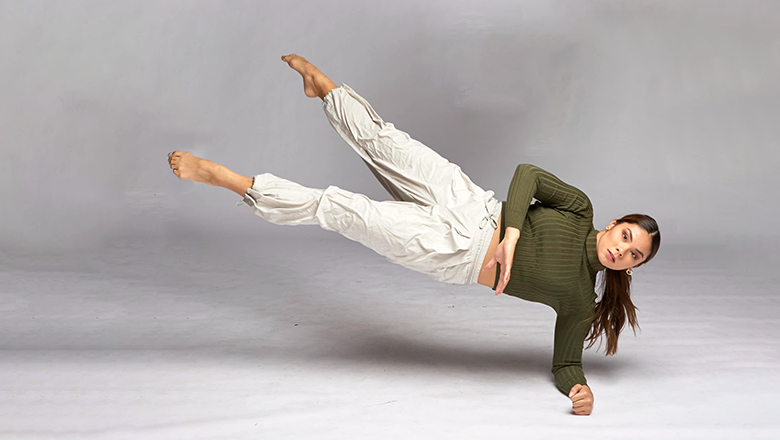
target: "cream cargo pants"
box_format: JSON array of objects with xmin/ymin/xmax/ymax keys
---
[{"xmin": 242, "ymin": 85, "xmax": 500, "ymax": 284}]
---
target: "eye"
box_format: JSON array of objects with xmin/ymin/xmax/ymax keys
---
[
  {"xmin": 622, "ymin": 233, "xmax": 627, "ymax": 241},
  {"xmin": 631, "ymin": 252, "xmax": 637, "ymax": 259}
]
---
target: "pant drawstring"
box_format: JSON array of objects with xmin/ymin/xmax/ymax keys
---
[{"xmin": 479, "ymin": 199, "xmax": 499, "ymax": 230}]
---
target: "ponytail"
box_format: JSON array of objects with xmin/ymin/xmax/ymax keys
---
[
  {"xmin": 585, "ymin": 214, "xmax": 660, "ymax": 356},
  {"xmin": 585, "ymin": 269, "xmax": 638, "ymax": 356}
]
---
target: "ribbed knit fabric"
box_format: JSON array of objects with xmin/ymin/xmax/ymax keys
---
[{"xmin": 495, "ymin": 164, "xmax": 605, "ymax": 395}]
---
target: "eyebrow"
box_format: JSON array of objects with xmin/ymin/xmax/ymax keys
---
[{"xmin": 627, "ymin": 229, "xmax": 646, "ymax": 259}]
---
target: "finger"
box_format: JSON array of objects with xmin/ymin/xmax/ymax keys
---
[
  {"xmin": 573, "ymin": 397, "xmax": 591, "ymax": 407},
  {"xmin": 573, "ymin": 403, "xmax": 592, "ymax": 413},
  {"xmin": 569, "ymin": 385, "xmax": 582, "ymax": 399},
  {"xmin": 484, "ymin": 258, "xmax": 496, "ymax": 271},
  {"xmin": 573, "ymin": 402, "xmax": 593, "ymax": 415},
  {"xmin": 572, "ymin": 392, "xmax": 592, "ymax": 404},
  {"xmin": 572, "ymin": 399, "xmax": 591, "ymax": 409},
  {"xmin": 496, "ymin": 277, "xmax": 508, "ymax": 295},
  {"xmin": 500, "ymin": 271, "xmax": 510, "ymax": 289},
  {"xmin": 571, "ymin": 400, "xmax": 593, "ymax": 412}
]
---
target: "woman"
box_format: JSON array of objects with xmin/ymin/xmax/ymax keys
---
[{"xmin": 167, "ymin": 54, "xmax": 661, "ymax": 416}]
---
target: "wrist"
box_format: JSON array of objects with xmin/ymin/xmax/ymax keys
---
[{"xmin": 504, "ymin": 226, "xmax": 521, "ymax": 240}]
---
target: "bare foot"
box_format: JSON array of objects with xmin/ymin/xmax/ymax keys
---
[
  {"xmin": 281, "ymin": 54, "xmax": 337, "ymax": 99},
  {"xmin": 168, "ymin": 151, "xmax": 219, "ymax": 186}
]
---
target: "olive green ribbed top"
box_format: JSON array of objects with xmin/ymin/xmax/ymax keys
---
[{"xmin": 495, "ymin": 164, "xmax": 605, "ymax": 395}]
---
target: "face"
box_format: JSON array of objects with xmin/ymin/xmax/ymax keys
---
[{"xmin": 596, "ymin": 220, "xmax": 653, "ymax": 271}]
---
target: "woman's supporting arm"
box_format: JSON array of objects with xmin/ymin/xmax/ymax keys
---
[{"xmin": 552, "ymin": 311, "xmax": 594, "ymax": 414}]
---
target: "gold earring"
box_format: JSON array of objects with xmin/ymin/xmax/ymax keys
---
[{"xmin": 626, "ymin": 268, "xmax": 633, "ymax": 276}]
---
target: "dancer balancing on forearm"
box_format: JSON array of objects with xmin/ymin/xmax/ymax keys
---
[{"xmin": 167, "ymin": 54, "xmax": 661, "ymax": 416}]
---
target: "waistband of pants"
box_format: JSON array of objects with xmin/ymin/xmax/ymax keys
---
[{"xmin": 466, "ymin": 199, "xmax": 502, "ymax": 284}]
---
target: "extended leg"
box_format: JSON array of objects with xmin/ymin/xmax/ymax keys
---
[
  {"xmin": 168, "ymin": 151, "xmax": 253, "ymax": 197},
  {"xmin": 282, "ymin": 55, "xmax": 492, "ymax": 209}
]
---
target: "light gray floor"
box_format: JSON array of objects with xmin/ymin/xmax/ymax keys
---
[{"xmin": 2, "ymin": 230, "xmax": 777, "ymax": 439}]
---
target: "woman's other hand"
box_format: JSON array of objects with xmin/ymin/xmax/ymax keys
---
[
  {"xmin": 484, "ymin": 227, "xmax": 520, "ymax": 295},
  {"xmin": 569, "ymin": 384, "xmax": 594, "ymax": 415}
]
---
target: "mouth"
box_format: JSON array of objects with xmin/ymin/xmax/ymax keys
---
[{"xmin": 607, "ymin": 250, "xmax": 615, "ymax": 263}]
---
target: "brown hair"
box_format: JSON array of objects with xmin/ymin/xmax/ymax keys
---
[{"xmin": 585, "ymin": 214, "xmax": 661, "ymax": 356}]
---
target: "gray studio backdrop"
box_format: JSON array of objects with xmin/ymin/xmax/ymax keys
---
[{"xmin": 1, "ymin": 0, "xmax": 779, "ymax": 257}]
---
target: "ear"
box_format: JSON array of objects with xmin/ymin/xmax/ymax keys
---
[{"xmin": 606, "ymin": 219, "xmax": 618, "ymax": 230}]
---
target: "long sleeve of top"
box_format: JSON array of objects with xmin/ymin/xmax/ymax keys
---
[{"xmin": 495, "ymin": 164, "xmax": 605, "ymax": 395}]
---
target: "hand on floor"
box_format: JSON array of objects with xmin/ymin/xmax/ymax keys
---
[{"xmin": 569, "ymin": 384, "xmax": 594, "ymax": 415}]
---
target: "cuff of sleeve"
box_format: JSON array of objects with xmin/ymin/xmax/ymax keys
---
[{"xmin": 554, "ymin": 367, "xmax": 588, "ymax": 395}]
